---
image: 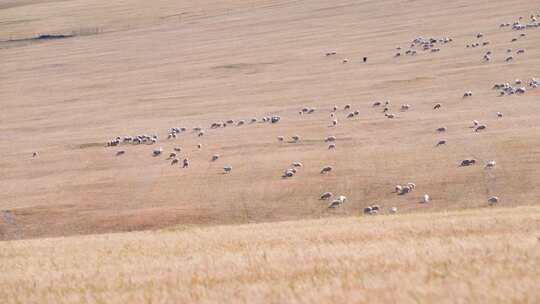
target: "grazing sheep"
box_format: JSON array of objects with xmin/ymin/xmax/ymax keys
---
[
  {"xmin": 516, "ymin": 87, "xmax": 526, "ymax": 94},
  {"xmin": 436, "ymin": 140, "xmax": 447, "ymax": 146},
  {"xmin": 277, "ymin": 136, "xmax": 284, "ymax": 142},
  {"xmin": 407, "ymin": 183, "xmax": 416, "ymax": 190},
  {"xmin": 485, "ymin": 160, "xmax": 496, "ymax": 168},
  {"xmin": 373, "ymin": 101, "xmax": 381, "ymax": 107},
  {"xmin": 385, "ymin": 113, "xmax": 396, "ymax": 119},
  {"xmin": 153, "ymin": 147, "xmax": 163, "ymax": 156},
  {"xmin": 488, "ymin": 196, "xmax": 499, "ymax": 205},
  {"xmin": 182, "ymin": 158, "xmax": 189, "ymax": 168},
  {"xmin": 212, "ymin": 154, "xmax": 220, "ymax": 161},
  {"xmin": 328, "ymin": 199, "xmax": 342, "ymax": 208},
  {"xmin": 330, "ymin": 113, "xmax": 335, "ymax": 118},
  {"xmin": 347, "ymin": 112, "xmax": 355, "ymax": 118},
  {"xmin": 168, "ymin": 152, "xmax": 177, "ymax": 159},
  {"xmin": 389, "ymin": 207, "xmax": 398, "ymax": 214},
  {"xmin": 271, "ymin": 116, "xmax": 281, "ymax": 123},
  {"xmin": 174, "ymin": 147, "xmax": 182, "ymax": 152},
  {"xmin": 198, "ymin": 131, "xmax": 205, "ymax": 137},
  {"xmin": 400, "ymin": 104, "xmax": 410, "ymax": 111},
  {"xmin": 354, "ymin": 110, "xmax": 360, "ymax": 116},
  {"xmin": 292, "ymin": 162, "xmax": 303, "ymax": 167},
  {"xmin": 505, "ymin": 56, "xmax": 514, "ymax": 62},
  {"xmin": 328, "ymin": 143, "xmax": 336, "ymax": 150},
  {"xmin": 333, "ymin": 105, "xmax": 338, "ymax": 112},
  {"xmin": 291, "ymin": 135, "xmax": 301, "ymax": 142},
  {"xmin": 463, "ymin": 91, "xmax": 473, "ymax": 97},
  {"xmin": 436, "ymin": 126, "xmax": 447, "ymax": 132},
  {"xmin": 283, "ymin": 168, "xmax": 296, "ymax": 178},
  {"xmin": 363, "ymin": 206, "xmax": 373, "ymax": 214},
  {"xmin": 328, "ymin": 195, "xmax": 347, "ymax": 208},
  {"xmin": 497, "ymin": 112, "xmax": 503, "ymax": 118},
  {"xmin": 325, "ymin": 136, "xmax": 336, "ymax": 142},
  {"xmin": 470, "ymin": 120, "xmax": 480, "ymax": 128},
  {"xmin": 433, "ymin": 103, "xmax": 441, "ymax": 110},
  {"xmin": 197, "ymin": 144, "xmax": 202, "ymax": 149},
  {"xmin": 320, "ymin": 192, "xmax": 333, "ymax": 200},
  {"xmin": 460, "ymin": 159, "xmax": 476, "ymax": 166},
  {"xmin": 394, "ymin": 185, "xmax": 403, "ymax": 193},
  {"xmin": 400, "ymin": 185, "xmax": 412, "ymax": 194},
  {"xmin": 331, "ymin": 119, "xmax": 338, "ymax": 126},
  {"xmin": 383, "ymin": 107, "xmax": 389, "ymax": 113},
  {"xmin": 320, "ymin": 166, "xmax": 333, "ymax": 174},
  {"xmin": 344, "ymin": 104, "xmax": 351, "ymax": 110},
  {"xmin": 116, "ymin": 150, "xmax": 125, "ymax": 156},
  {"xmin": 475, "ymin": 124, "xmax": 487, "ymax": 132},
  {"xmin": 422, "ymin": 194, "xmax": 430, "ymax": 204},
  {"xmin": 342, "ymin": 59, "xmax": 349, "ymax": 63},
  {"xmin": 223, "ymin": 165, "xmax": 232, "ymax": 174},
  {"xmin": 171, "ymin": 158, "xmax": 179, "ymax": 165}
]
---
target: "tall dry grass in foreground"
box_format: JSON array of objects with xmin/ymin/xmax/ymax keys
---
[{"xmin": 1, "ymin": 206, "xmax": 539, "ymax": 303}]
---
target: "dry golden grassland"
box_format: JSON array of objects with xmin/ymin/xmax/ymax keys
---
[{"xmin": 1, "ymin": 206, "xmax": 539, "ymax": 303}]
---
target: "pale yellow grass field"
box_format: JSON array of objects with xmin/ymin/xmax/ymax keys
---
[
  {"xmin": 1, "ymin": 206, "xmax": 539, "ymax": 303},
  {"xmin": 2, "ymin": 0, "xmax": 540, "ymax": 240}
]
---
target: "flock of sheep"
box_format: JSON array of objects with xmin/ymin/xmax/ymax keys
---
[{"xmin": 32, "ymin": 13, "xmax": 537, "ymax": 217}]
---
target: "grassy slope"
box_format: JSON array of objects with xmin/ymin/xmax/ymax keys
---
[
  {"xmin": 1, "ymin": 206, "xmax": 539, "ymax": 303},
  {"xmin": 2, "ymin": 0, "xmax": 540, "ymax": 240}
]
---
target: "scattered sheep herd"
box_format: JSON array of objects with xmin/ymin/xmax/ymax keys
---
[{"xmin": 31, "ymin": 14, "xmax": 539, "ymax": 216}]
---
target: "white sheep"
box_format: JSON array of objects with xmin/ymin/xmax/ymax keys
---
[
  {"xmin": 277, "ymin": 136, "xmax": 284, "ymax": 142},
  {"xmin": 389, "ymin": 207, "xmax": 397, "ymax": 214},
  {"xmin": 394, "ymin": 185, "xmax": 403, "ymax": 193},
  {"xmin": 488, "ymin": 196, "xmax": 499, "ymax": 205},
  {"xmin": 325, "ymin": 136, "xmax": 336, "ymax": 142},
  {"xmin": 212, "ymin": 154, "xmax": 220, "ymax": 161},
  {"xmin": 292, "ymin": 162, "xmax": 303, "ymax": 167},
  {"xmin": 328, "ymin": 144, "xmax": 336, "ymax": 150},
  {"xmin": 485, "ymin": 160, "xmax": 496, "ymax": 168},
  {"xmin": 283, "ymin": 168, "xmax": 295, "ymax": 178},
  {"xmin": 291, "ymin": 135, "xmax": 301, "ymax": 142},
  {"xmin": 422, "ymin": 194, "xmax": 430, "ymax": 203},
  {"xmin": 223, "ymin": 165, "xmax": 232, "ymax": 174}
]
